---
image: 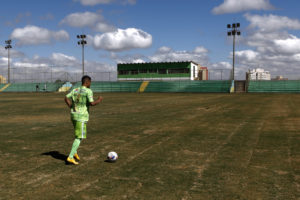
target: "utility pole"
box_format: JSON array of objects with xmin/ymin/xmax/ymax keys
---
[
  {"xmin": 5, "ymin": 40, "xmax": 12, "ymax": 83},
  {"xmin": 77, "ymin": 35, "xmax": 87, "ymax": 77},
  {"xmin": 51, "ymin": 65, "xmax": 53, "ymax": 83}
]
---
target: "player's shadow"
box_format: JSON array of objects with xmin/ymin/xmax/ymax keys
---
[
  {"xmin": 41, "ymin": 151, "xmax": 68, "ymax": 164},
  {"xmin": 104, "ymin": 159, "xmax": 116, "ymax": 163}
]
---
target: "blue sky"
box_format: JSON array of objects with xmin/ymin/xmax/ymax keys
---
[{"xmin": 1, "ymin": 0, "xmax": 300, "ymax": 79}]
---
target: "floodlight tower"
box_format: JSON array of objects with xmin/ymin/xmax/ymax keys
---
[
  {"xmin": 227, "ymin": 23, "xmax": 241, "ymax": 80},
  {"xmin": 5, "ymin": 40, "xmax": 12, "ymax": 83},
  {"xmin": 77, "ymin": 35, "xmax": 87, "ymax": 76}
]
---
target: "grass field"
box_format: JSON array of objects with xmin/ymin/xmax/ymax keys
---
[{"xmin": 1, "ymin": 92, "xmax": 300, "ymax": 200}]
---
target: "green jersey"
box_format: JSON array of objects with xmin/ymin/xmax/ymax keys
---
[{"xmin": 66, "ymin": 86, "xmax": 94, "ymax": 122}]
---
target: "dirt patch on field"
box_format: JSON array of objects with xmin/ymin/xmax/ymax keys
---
[
  {"xmin": 111, "ymin": 177, "xmax": 139, "ymax": 181},
  {"xmin": 274, "ymin": 170, "xmax": 289, "ymax": 175},
  {"xmin": 143, "ymin": 128, "xmax": 157, "ymax": 135},
  {"xmin": 182, "ymin": 149, "xmax": 205, "ymax": 157}
]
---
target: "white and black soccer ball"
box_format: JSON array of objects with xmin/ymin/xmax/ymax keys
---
[{"xmin": 107, "ymin": 151, "xmax": 118, "ymax": 162}]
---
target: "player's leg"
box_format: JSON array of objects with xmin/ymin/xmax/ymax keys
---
[
  {"xmin": 67, "ymin": 120, "xmax": 82, "ymax": 164},
  {"xmin": 67, "ymin": 121, "xmax": 87, "ymax": 164},
  {"xmin": 73, "ymin": 121, "xmax": 86, "ymax": 160},
  {"xmin": 67, "ymin": 138, "xmax": 81, "ymax": 165},
  {"xmin": 69, "ymin": 138, "xmax": 81, "ymax": 159}
]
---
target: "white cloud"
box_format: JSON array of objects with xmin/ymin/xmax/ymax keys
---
[
  {"xmin": 110, "ymin": 45, "xmax": 210, "ymax": 67},
  {"xmin": 211, "ymin": 61, "xmax": 232, "ymax": 70},
  {"xmin": 0, "ymin": 46, "xmax": 24, "ymax": 58},
  {"xmin": 60, "ymin": 11, "xmax": 116, "ymax": 32},
  {"xmin": 157, "ymin": 46, "xmax": 172, "ymax": 53},
  {"xmin": 94, "ymin": 22, "xmax": 116, "ymax": 33},
  {"xmin": 79, "ymin": 0, "xmax": 112, "ymax": 5},
  {"xmin": 11, "ymin": 25, "xmax": 69, "ymax": 46},
  {"xmin": 111, "ymin": 45, "xmax": 212, "ymax": 67},
  {"xmin": 212, "ymin": 0, "xmax": 274, "ymax": 14},
  {"xmin": 245, "ymin": 13, "xmax": 300, "ymax": 32},
  {"xmin": 110, "ymin": 52, "xmax": 147, "ymax": 63},
  {"xmin": 149, "ymin": 46, "xmax": 209, "ymax": 64},
  {"xmin": 274, "ymin": 36, "xmax": 300, "ymax": 54},
  {"xmin": 10, "ymin": 52, "xmax": 114, "ymax": 72},
  {"xmin": 243, "ymin": 14, "xmax": 300, "ymax": 55},
  {"xmin": 233, "ymin": 13, "xmax": 300, "ymax": 79},
  {"xmin": 0, "ymin": 51, "xmax": 116, "ymax": 82},
  {"xmin": 0, "ymin": 57, "xmax": 9, "ymax": 67},
  {"xmin": 235, "ymin": 50, "xmax": 258, "ymax": 61},
  {"xmin": 51, "ymin": 53, "xmax": 78, "ymax": 67},
  {"xmin": 75, "ymin": 0, "xmax": 136, "ymax": 6},
  {"xmin": 61, "ymin": 12, "xmax": 102, "ymax": 27},
  {"xmin": 194, "ymin": 46, "xmax": 209, "ymax": 54},
  {"xmin": 14, "ymin": 62, "xmax": 49, "ymax": 68},
  {"xmin": 93, "ymin": 28, "xmax": 152, "ymax": 51}
]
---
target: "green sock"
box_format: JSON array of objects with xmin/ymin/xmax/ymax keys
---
[{"xmin": 69, "ymin": 138, "xmax": 81, "ymax": 159}]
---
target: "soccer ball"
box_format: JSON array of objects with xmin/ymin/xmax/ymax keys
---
[{"xmin": 107, "ymin": 151, "xmax": 118, "ymax": 162}]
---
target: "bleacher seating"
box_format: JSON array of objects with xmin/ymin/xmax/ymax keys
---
[
  {"xmin": 91, "ymin": 82, "xmax": 141, "ymax": 92},
  {"xmin": 145, "ymin": 81, "xmax": 231, "ymax": 93},
  {"xmin": 69, "ymin": 81, "xmax": 231, "ymax": 93}
]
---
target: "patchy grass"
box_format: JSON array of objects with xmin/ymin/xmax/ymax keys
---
[{"xmin": 0, "ymin": 92, "xmax": 300, "ymax": 200}]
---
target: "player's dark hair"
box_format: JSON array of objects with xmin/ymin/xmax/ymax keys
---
[{"xmin": 81, "ymin": 75, "xmax": 91, "ymax": 85}]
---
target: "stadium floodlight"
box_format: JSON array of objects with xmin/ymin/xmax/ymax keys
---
[
  {"xmin": 77, "ymin": 34, "xmax": 87, "ymax": 76},
  {"xmin": 4, "ymin": 39, "xmax": 12, "ymax": 83},
  {"xmin": 227, "ymin": 23, "xmax": 241, "ymax": 81}
]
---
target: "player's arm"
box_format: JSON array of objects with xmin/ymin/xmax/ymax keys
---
[
  {"xmin": 65, "ymin": 90, "xmax": 73, "ymax": 108},
  {"xmin": 87, "ymin": 90, "xmax": 102, "ymax": 106},
  {"xmin": 90, "ymin": 96, "xmax": 103, "ymax": 106},
  {"xmin": 65, "ymin": 96, "xmax": 72, "ymax": 108}
]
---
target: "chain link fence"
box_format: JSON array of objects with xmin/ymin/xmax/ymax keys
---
[
  {"xmin": 208, "ymin": 69, "xmax": 232, "ymax": 80},
  {"xmin": 0, "ymin": 67, "xmax": 233, "ymax": 83},
  {"xmin": 0, "ymin": 67, "xmax": 117, "ymax": 83}
]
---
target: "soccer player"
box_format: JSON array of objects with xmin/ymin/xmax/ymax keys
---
[{"xmin": 64, "ymin": 75, "xmax": 102, "ymax": 165}]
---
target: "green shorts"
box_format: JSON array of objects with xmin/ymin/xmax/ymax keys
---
[{"xmin": 72, "ymin": 120, "xmax": 87, "ymax": 139}]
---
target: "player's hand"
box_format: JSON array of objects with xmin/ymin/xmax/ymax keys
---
[
  {"xmin": 90, "ymin": 96, "xmax": 103, "ymax": 106},
  {"xmin": 97, "ymin": 96, "xmax": 103, "ymax": 103}
]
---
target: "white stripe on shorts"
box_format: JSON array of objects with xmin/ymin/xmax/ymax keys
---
[{"xmin": 81, "ymin": 122, "xmax": 84, "ymax": 138}]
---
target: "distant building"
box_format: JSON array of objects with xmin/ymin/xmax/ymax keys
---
[
  {"xmin": 247, "ymin": 68, "xmax": 271, "ymax": 80},
  {"xmin": 197, "ymin": 66, "xmax": 208, "ymax": 80},
  {"xmin": 272, "ymin": 75, "xmax": 288, "ymax": 81},
  {"xmin": 0, "ymin": 75, "xmax": 7, "ymax": 83},
  {"xmin": 117, "ymin": 61, "xmax": 205, "ymax": 81}
]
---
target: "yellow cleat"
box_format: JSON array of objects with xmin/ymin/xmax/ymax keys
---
[
  {"xmin": 74, "ymin": 153, "xmax": 80, "ymax": 161},
  {"xmin": 67, "ymin": 157, "xmax": 79, "ymax": 165}
]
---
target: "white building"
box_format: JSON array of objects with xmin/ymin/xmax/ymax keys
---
[{"xmin": 248, "ymin": 68, "xmax": 271, "ymax": 80}]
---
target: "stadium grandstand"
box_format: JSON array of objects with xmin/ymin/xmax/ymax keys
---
[{"xmin": 117, "ymin": 61, "xmax": 208, "ymax": 81}]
